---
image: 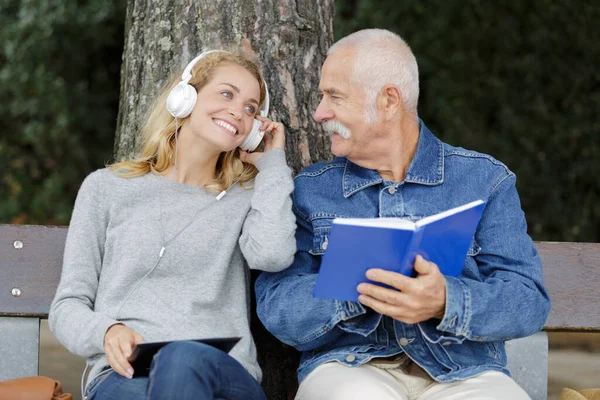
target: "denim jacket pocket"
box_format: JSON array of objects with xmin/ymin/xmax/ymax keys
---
[
  {"xmin": 308, "ymin": 217, "xmax": 336, "ymax": 256},
  {"xmin": 416, "ymin": 322, "xmax": 463, "ymax": 372},
  {"xmin": 338, "ymin": 311, "xmax": 382, "ymax": 337},
  {"xmin": 417, "ymin": 321, "xmax": 466, "ymax": 345}
]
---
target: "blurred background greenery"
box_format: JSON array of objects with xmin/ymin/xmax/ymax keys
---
[
  {"xmin": 1, "ymin": 0, "xmax": 598, "ymax": 242},
  {"xmin": 0, "ymin": 0, "xmax": 125, "ymax": 224}
]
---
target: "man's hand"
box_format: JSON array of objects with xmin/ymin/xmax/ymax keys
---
[
  {"xmin": 104, "ymin": 324, "xmax": 144, "ymax": 379},
  {"xmin": 357, "ymin": 255, "xmax": 447, "ymax": 324}
]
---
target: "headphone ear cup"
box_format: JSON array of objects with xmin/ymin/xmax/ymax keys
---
[
  {"xmin": 239, "ymin": 119, "xmax": 265, "ymax": 151},
  {"xmin": 166, "ymin": 83, "xmax": 198, "ymax": 119}
]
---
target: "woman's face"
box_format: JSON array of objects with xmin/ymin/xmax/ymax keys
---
[{"xmin": 187, "ymin": 63, "xmax": 261, "ymax": 152}]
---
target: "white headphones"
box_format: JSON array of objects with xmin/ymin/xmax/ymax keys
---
[{"xmin": 165, "ymin": 50, "xmax": 270, "ymax": 151}]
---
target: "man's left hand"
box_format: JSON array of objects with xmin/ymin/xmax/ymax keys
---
[{"xmin": 357, "ymin": 255, "xmax": 447, "ymax": 324}]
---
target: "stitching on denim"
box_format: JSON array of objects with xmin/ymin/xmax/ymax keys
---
[
  {"xmin": 438, "ymin": 143, "xmax": 445, "ymax": 181},
  {"xmin": 439, "ymin": 343, "xmax": 462, "ymax": 371},
  {"xmin": 310, "ymin": 213, "xmax": 344, "ymax": 219},
  {"xmin": 343, "ymin": 180, "xmax": 382, "ymax": 197},
  {"xmin": 459, "ymin": 278, "xmax": 473, "ymax": 338},
  {"xmin": 489, "ymin": 170, "xmax": 515, "ymax": 196},
  {"xmin": 342, "ymin": 160, "xmax": 383, "ymax": 197},
  {"xmin": 445, "ymin": 150, "xmax": 512, "ymax": 183},
  {"xmin": 404, "ymin": 140, "xmax": 445, "ymax": 185},
  {"xmin": 295, "ymin": 162, "xmax": 345, "ymax": 178},
  {"xmin": 292, "ymin": 201, "xmax": 309, "ymax": 221},
  {"xmin": 430, "ymin": 363, "xmax": 508, "ymax": 382},
  {"xmin": 292, "ymin": 311, "xmax": 345, "ymax": 346},
  {"xmin": 416, "ymin": 328, "xmax": 459, "ymax": 372}
]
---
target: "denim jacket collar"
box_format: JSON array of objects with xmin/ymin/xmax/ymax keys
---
[{"xmin": 342, "ymin": 121, "xmax": 445, "ymax": 198}]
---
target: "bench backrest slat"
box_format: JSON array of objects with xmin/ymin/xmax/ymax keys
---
[
  {"xmin": 1, "ymin": 225, "xmax": 599, "ymax": 331},
  {"xmin": 1, "ymin": 225, "xmax": 66, "ymax": 317}
]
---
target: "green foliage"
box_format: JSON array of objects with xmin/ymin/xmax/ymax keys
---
[
  {"xmin": 0, "ymin": 0, "xmax": 125, "ymax": 224},
  {"xmin": 1, "ymin": 0, "xmax": 597, "ymax": 243},
  {"xmin": 336, "ymin": 0, "xmax": 600, "ymax": 242}
]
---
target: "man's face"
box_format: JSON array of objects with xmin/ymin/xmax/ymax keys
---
[{"xmin": 313, "ymin": 50, "xmax": 372, "ymax": 159}]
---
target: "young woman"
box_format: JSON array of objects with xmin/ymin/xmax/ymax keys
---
[{"xmin": 49, "ymin": 49, "xmax": 297, "ymax": 400}]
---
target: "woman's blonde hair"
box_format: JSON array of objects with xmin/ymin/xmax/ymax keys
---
[{"xmin": 109, "ymin": 49, "xmax": 267, "ymax": 192}]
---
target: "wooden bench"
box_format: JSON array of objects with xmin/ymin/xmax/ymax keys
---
[{"xmin": 1, "ymin": 224, "xmax": 599, "ymax": 400}]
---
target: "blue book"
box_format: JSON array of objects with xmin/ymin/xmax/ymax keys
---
[{"xmin": 313, "ymin": 200, "xmax": 486, "ymax": 301}]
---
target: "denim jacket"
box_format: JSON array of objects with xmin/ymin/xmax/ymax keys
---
[{"xmin": 255, "ymin": 121, "xmax": 550, "ymax": 383}]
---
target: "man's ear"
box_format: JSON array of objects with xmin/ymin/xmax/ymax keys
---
[{"xmin": 378, "ymin": 85, "xmax": 403, "ymax": 121}]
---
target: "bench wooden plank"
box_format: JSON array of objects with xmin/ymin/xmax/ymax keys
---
[
  {"xmin": 0, "ymin": 225, "xmax": 67, "ymax": 317},
  {"xmin": 1, "ymin": 224, "xmax": 599, "ymax": 331}
]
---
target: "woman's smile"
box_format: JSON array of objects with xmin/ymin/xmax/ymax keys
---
[{"xmin": 213, "ymin": 118, "xmax": 239, "ymax": 136}]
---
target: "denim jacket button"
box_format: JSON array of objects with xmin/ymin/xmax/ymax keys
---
[
  {"xmin": 345, "ymin": 354, "xmax": 356, "ymax": 362},
  {"xmin": 399, "ymin": 337, "xmax": 410, "ymax": 346},
  {"xmin": 321, "ymin": 236, "xmax": 329, "ymax": 250},
  {"xmin": 388, "ymin": 187, "xmax": 397, "ymax": 194}
]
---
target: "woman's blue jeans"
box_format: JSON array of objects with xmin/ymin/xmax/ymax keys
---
[{"xmin": 86, "ymin": 341, "xmax": 267, "ymax": 400}]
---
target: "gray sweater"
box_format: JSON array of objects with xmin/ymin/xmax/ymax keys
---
[{"xmin": 49, "ymin": 149, "xmax": 296, "ymax": 387}]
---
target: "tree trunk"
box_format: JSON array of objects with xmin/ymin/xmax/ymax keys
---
[
  {"xmin": 115, "ymin": 0, "xmax": 334, "ymax": 175},
  {"xmin": 114, "ymin": 1, "xmax": 335, "ymax": 398}
]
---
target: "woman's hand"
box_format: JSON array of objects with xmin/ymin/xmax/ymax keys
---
[
  {"xmin": 104, "ymin": 323, "xmax": 144, "ymax": 379},
  {"xmin": 239, "ymin": 116, "xmax": 285, "ymax": 165}
]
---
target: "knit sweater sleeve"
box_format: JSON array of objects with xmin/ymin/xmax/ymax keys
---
[
  {"xmin": 239, "ymin": 148, "xmax": 297, "ymax": 272},
  {"xmin": 48, "ymin": 170, "xmax": 119, "ymax": 358}
]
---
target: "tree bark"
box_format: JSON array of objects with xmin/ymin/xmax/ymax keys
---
[
  {"xmin": 115, "ymin": 1, "xmax": 335, "ymax": 398},
  {"xmin": 115, "ymin": 0, "xmax": 335, "ymax": 174}
]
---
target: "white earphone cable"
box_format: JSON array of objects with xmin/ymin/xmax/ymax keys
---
[{"xmin": 114, "ymin": 156, "xmax": 251, "ymax": 319}]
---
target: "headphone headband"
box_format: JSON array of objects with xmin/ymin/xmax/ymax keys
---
[
  {"xmin": 179, "ymin": 49, "xmax": 268, "ymax": 113},
  {"xmin": 181, "ymin": 50, "xmax": 228, "ymax": 83}
]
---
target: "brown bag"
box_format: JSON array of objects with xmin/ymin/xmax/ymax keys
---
[
  {"xmin": 559, "ymin": 388, "xmax": 600, "ymax": 400},
  {"xmin": 0, "ymin": 376, "xmax": 72, "ymax": 400}
]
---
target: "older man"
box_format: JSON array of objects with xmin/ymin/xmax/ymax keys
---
[{"xmin": 255, "ymin": 29, "xmax": 550, "ymax": 400}]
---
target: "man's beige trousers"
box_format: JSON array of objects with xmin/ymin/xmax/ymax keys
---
[{"xmin": 296, "ymin": 358, "xmax": 530, "ymax": 400}]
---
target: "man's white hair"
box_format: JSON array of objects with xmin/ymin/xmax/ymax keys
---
[{"xmin": 328, "ymin": 29, "xmax": 419, "ymax": 123}]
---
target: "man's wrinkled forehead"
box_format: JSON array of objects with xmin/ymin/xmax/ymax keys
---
[{"xmin": 319, "ymin": 51, "xmax": 355, "ymax": 93}]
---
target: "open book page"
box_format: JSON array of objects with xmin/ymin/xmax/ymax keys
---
[
  {"xmin": 415, "ymin": 200, "xmax": 485, "ymax": 228},
  {"xmin": 333, "ymin": 217, "xmax": 416, "ymax": 230}
]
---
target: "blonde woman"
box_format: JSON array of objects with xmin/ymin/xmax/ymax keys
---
[{"xmin": 49, "ymin": 49, "xmax": 296, "ymax": 400}]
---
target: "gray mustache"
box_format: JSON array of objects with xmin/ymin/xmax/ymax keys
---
[{"xmin": 322, "ymin": 120, "xmax": 352, "ymax": 139}]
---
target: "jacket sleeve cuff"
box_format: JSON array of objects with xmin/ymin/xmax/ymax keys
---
[{"xmin": 436, "ymin": 276, "xmax": 472, "ymax": 336}]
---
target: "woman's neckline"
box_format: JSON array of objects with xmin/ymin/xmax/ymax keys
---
[{"xmin": 148, "ymin": 171, "xmax": 215, "ymax": 195}]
